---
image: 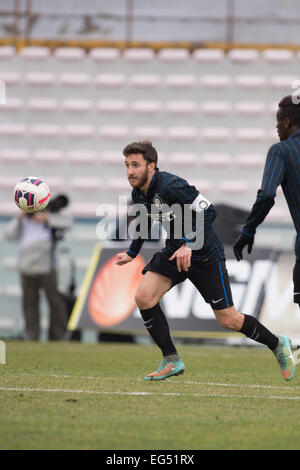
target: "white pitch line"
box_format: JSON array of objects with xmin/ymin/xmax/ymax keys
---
[{"xmin": 0, "ymin": 386, "xmax": 299, "ymax": 401}]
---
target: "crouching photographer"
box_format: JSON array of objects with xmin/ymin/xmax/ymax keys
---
[{"xmin": 4, "ymin": 194, "xmax": 72, "ymax": 341}]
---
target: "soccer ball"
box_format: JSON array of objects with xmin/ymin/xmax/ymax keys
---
[{"xmin": 14, "ymin": 177, "xmax": 51, "ymax": 213}]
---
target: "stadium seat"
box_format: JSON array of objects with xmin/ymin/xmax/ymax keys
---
[
  {"xmin": 236, "ymin": 154, "xmax": 265, "ymax": 168},
  {"xmin": 19, "ymin": 46, "xmax": 51, "ymax": 60},
  {"xmin": 200, "ymin": 127, "xmax": 232, "ymax": 141},
  {"xmin": 95, "ymin": 73, "xmax": 126, "ymax": 87},
  {"xmin": 165, "ymin": 74, "xmax": 196, "ymax": 88},
  {"xmin": 41, "ymin": 176, "xmax": 65, "ymax": 190},
  {"xmin": 200, "ymin": 74, "xmax": 231, "ymax": 89},
  {"xmin": 70, "ymin": 203, "xmax": 100, "ymax": 218},
  {"xmin": 201, "ymin": 101, "xmax": 232, "ymax": 115},
  {"xmin": 0, "ymin": 71, "xmax": 19, "ymax": 85},
  {"xmin": 62, "ymin": 99, "xmax": 92, "ymax": 112},
  {"xmin": 134, "ymin": 126, "xmax": 163, "ymax": 139},
  {"xmin": 165, "ymin": 101, "xmax": 197, "ymax": 114},
  {"xmin": 54, "ymin": 47, "xmax": 86, "ymax": 61},
  {"xmin": 102, "ymin": 151, "xmax": 122, "ymax": 165},
  {"xmin": 99, "ymin": 125, "xmax": 129, "ymax": 139},
  {"xmin": 34, "ymin": 149, "xmax": 64, "ymax": 163},
  {"xmin": 202, "ymin": 153, "xmax": 232, "ymax": 167},
  {"xmin": 130, "ymin": 74, "xmax": 161, "ymax": 88},
  {"xmin": 192, "ymin": 48, "xmax": 225, "ymax": 63},
  {"xmin": 269, "ymin": 75, "xmax": 298, "ymax": 90},
  {"xmin": 0, "ymin": 175, "xmax": 19, "ymax": 188},
  {"xmin": 265, "ymin": 207, "xmax": 288, "ymax": 223},
  {"xmin": 71, "ymin": 177, "xmax": 101, "ymax": 191},
  {"xmin": 28, "ymin": 98, "xmax": 58, "ymax": 112},
  {"xmin": 123, "ymin": 48, "xmax": 155, "ymax": 62},
  {"xmin": 157, "ymin": 48, "xmax": 190, "ymax": 62},
  {"xmin": 235, "ymin": 128, "xmax": 266, "ymax": 141},
  {"xmin": 65, "ymin": 124, "xmax": 94, "ymax": 138},
  {"xmin": 235, "ymin": 75, "xmax": 266, "ymax": 89},
  {"xmin": 235, "ymin": 101, "xmax": 266, "ymax": 115},
  {"xmin": 107, "ymin": 178, "xmax": 132, "ymax": 191},
  {"xmin": 227, "ymin": 49, "xmax": 260, "ymax": 63},
  {"xmin": 168, "ymin": 153, "xmax": 198, "ymax": 166},
  {"xmin": 25, "ymin": 72, "xmax": 55, "ymax": 86},
  {"xmin": 0, "ymin": 46, "xmax": 16, "ymax": 59},
  {"xmin": 131, "ymin": 100, "xmax": 162, "ymax": 114},
  {"xmin": 0, "ymin": 97, "xmax": 23, "ymax": 111},
  {"xmin": 1, "ymin": 149, "xmax": 29, "ymax": 163},
  {"xmin": 97, "ymin": 100, "xmax": 128, "ymax": 113},
  {"xmin": 167, "ymin": 126, "xmax": 198, "ymax": 140},
  {"xmin": 89, "ymin": 47, "xmax": 121, "ymax": 62},
  {"xmin": 262, "ymin": 49, "xmax": 294, "ymax": 64},
  {"xmin": 189, "ymin": 179, "xmax": 213, "ymax": 192},
  {"xmin": 0, "ymin": 123, "xmax": 26, "ymax": 136},
  {"xmin": 220, "ymin": 181, "xmax": 249, "ymax": 194},
  {"xmin": 68, "ymin": 150, "xmax": 97, "ymax": 164},
  {"xmin": 30, "ymin": 124, "xmax": 60, "ymax": 137},
  {"xmin": 60, "ymin": 73, "xmax": 90, "ymax": 86}
]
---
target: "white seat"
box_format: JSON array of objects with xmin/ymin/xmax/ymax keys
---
[
  {"xmin": 60, "ymin": 73, "xmax": 90, "ymax": 86},
  {"xmin": 220, "ymin": 181, "xmax": 249, "ymax": 194},
  {"xmin": 41, "ymin": 177, "xmax": 65, "ymax": 191},
  {"xmin": 0, "ymin": 72, "xmax": 19, "ymax": 85},
  {"xmin": 0, "ymin": 46, "xmax": 16, "ymax": 59},
  {"xmin": 89, "ymin": 47, "xmax": 121, "ymax": 62},
  {"xmin": 68, "ymin": 150, "xmax": 97, "ymax": 164},
  {"xmin": 54, "ymin": 47, "xmax": 85, "ymax": 61},
  {"xmin": 201, "ymin": 101, "xmax": 232, "ymax": 115},
  {"xmin": 28, "ymin": 98, "xmax": 58, "ymax": 112},
  {"xmin": 167, "ymin": 127, "xmax": 198, "ymax": 140},
  {"xmin": 34, "ymin": 150, "xmax": 64, "ymax": 163},
  {"xmin": 65, "ymin": 125, "xmax": 94, "ymax": 138},
  {"xmin": 25, "ymin": 72, "xmax": 55, "ymax": 86},
  {"xmin": 202, "ymin": 153, "xmax": 232, "ymax": 167},
  {"xmin": 123, "ymin": 48, "xmax": 155, "ymax": 62},
  {"xmin": 71, "ymin": 203, "xmax": 100, "ymax": 218},
  {"xmin": 227, "ymin": 49, "xmax": 260, "ymax": 63},
  {"xmin": 168, "ymin": 153, "xmax": 198, "ymax": 166},
  {"xmin": 165, "ymin": 101, "xmax": 197, "ymax": 114},
  {"xmin": 102, "ymin": 151, "xmax": 122, "ymax": 165},
  {"xmin": 1, "ymin": 149, "xmax": 29, "ymax": 163},
  {"xmin": 269, "ymin": 75, "xmax": 298, "ymax": 90},
  {"xmin": 192, "ymin": 49, "xmax": 225, "ymax": 63},
  {"xmin": 71, "ymin": 177, "xmax": 101, "ymax": 191},
  {"xmin": 131, "ymin": 100, "xmax": 162, "ymax": 114},
  {"xmin": 265, "ymin": 208, "xmax": 289, "ymax": 223},
  {"xmin": 235, "ymin": 101, "xmax": 266, "ymax": 115},
  {"xmin": 0, "ymin": 97, "xmax": 23, "ymax": 111},
  {"xmin": 262, "ymin": 49, "xmax": 294, "ymax": 64},
  {"xmin": 201, "ymin": 127, "xmax": 232, "ymax": 141},
  {"xmin": 99, "ymin": 125, "xmax": 129, "ymax": 139},
  {"xmin": 97, "ymin": 100, "xmax": 128, "ymax": 113},
  {"xmin": 95, "ymin": 73, "xmax": 126, "ymax": 87},
  {"xmin": 134, "ymin": 126, "xmax": 163, "ymax": 139},
  {"xmin": 200, "ymin": 74, "xmax": 231, "ymax": 89},
  {"xmin": 0, "ymin": 176, "xmax": 19, "ymax": 188},
  {"xmin": 130, "ymin": 74, "xmax": 161, "ymax": 88},
  {"xmin": 0, "ymin": 123, "xmax": 26, "ymax": 136},
  {"xmin": 106, "ymin": 178, "xmax": 131, "ymax": 192},
  {"xmin": 158, "ymin": 48, "xmax": 190, "ymax": 63},
  {"xmin": 30, "ymin": 124, "xmax": 60, "ymax": 137},
  {"xmin": 62, "ymin": 99, "xmax": 92, "ymax": 112},
  {"xmin": 189, "ymin": 179, "xmax": 213, "ymax": 192},
  {"xmin": 235, "ymin": 128, "xmax": 266, "ymax": 141},
  {"xmin": 235, "ymin": 75, "xmax": 266, "ymax": 89},
  {"xmin": 19, "ymin": 46, "xmax": 51, "ymax": 60},
  {"xmin": 165, "ymin": 74, "xmax": 196, "ymax": 88},
  {"xmin": 236, "ymin": 154, "xmax": 265, "ymax": 168}
]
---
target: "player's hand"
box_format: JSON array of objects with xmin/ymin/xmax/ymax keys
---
[
  {"xmin": 169, "ymin": 245, "xmax": 192, "ymax": 272},
  {"xmin": 115, "ymin": 252, "xmax": 134, "ymax": 266},
  {"xmin": 233, "ymin": 232, "xmax": 255, "ymax": 261}
]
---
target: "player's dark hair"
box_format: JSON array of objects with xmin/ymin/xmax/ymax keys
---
[
  {"xmin": 278, "ymin": 95, "xmax": 300, "ymax": 127},
  {"xmin": 123, "ymin": 141, "xmax": 158, "ymax": 167}
]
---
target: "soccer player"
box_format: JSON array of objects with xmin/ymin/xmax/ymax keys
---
[{"xmin": 116, "ymin": 140, "xmax": 295, "ymax": 381}]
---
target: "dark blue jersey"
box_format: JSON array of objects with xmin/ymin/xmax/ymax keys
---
[
  {"xmin": 127, "ymin": 168, "xmax": 225, "ymax": 264},
  {"xmin": 243, "ymin": 130, "xmax": 300, "ymax": 259}
]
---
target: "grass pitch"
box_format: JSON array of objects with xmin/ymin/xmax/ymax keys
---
[{"xmin": 0, "ymin": 340, "xmax": 299, "ymax": 450}]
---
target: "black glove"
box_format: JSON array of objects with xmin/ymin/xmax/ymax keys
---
[{"xmin": 233, "ymin": 232, "xmax": 255, "ymax": 261}]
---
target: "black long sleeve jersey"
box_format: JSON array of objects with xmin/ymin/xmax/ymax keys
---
[
  {"xmin": 127, "ymin": 168, "xmax": 225, "ymax": 264},
  {"xmin": 243, "ymin": 130, "xmax": 300, "ymax": 259}
]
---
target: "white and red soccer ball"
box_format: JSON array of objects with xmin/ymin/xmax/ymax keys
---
[{"xmin": 14, "ymin": 177, "xmax": 51, "ymax": 213}]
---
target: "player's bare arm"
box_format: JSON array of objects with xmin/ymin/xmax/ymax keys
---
[
  {"xmin": 115, "ymin": 252, "xmax": 134, "ymax": 266},
  {"xmin": 169, "ymin": 245, "xmax": 192, "ymax": 272}
]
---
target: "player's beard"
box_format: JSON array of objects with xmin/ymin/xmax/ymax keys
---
[{"xmin": 128, "ymin": 167, "xmax": 149, "ymax": 189}]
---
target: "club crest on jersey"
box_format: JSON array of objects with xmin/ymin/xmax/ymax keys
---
[{"xmin": 153, "ymin": 194, "xmax": 163, "ymax": 208}]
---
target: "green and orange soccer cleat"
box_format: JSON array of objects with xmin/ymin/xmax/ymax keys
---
[
  {"xmin": 273, "ymin": 335, "xmax": 296, "ymax": 381},
  {"xmin": 144, "ymin": 359, "xmax": 185, "ymax": 381}
]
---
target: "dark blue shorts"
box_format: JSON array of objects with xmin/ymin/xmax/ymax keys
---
[{"xmin": 142, "ymin": 251, "xmax": 233, "ymax": 310}]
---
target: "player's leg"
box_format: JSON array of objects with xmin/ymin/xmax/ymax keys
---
[{"xmin": 293, "ymin": 260, "xmax": 300, "ymax": 306}]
